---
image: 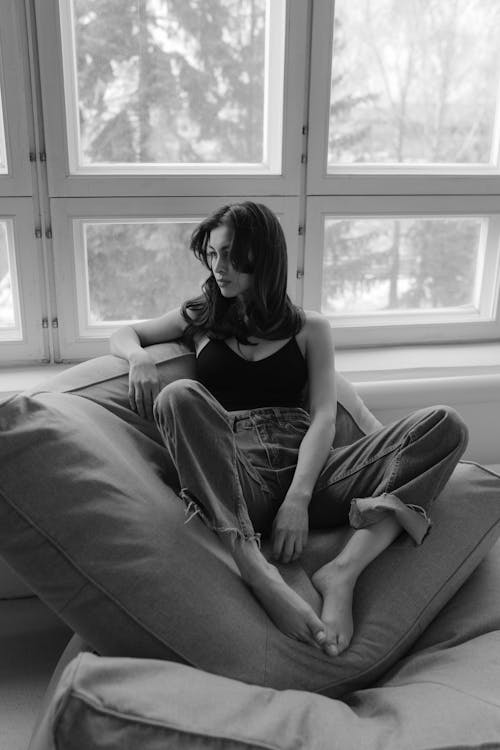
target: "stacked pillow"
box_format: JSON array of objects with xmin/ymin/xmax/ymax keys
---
[
  {"xmin": 0, "ymin": 339, "xmax": 382, "ymax": 600},
  {"xmin": 0, "ymin": 343, "xmax": 499, "ymax": 699}
]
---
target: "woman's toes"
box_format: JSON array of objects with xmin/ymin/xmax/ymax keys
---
[
  {"xmin": 324, "ymin": 641, "xmax": 339, "ymax": 657},
  {"xmin": 322, "ymin": 630, "xmax": 351, "ymax": 656},
  {"xmin": 307, "ymin": 616, "xmax": 328, "ymax": 648},
  {"xmin": 314, "ymin": 628, "xmax": 327, "ymax": 646},
  {"xmin": 337, "ymin": 635, "xmax": 350, "ymax": 654}
]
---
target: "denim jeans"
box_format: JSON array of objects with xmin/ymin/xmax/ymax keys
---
[{"xmin": 153, "ymin": 379, "xmax": 469, "ymax": 546}]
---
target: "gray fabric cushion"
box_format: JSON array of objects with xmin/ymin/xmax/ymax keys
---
[
  {"xmin": 24, "ymin": 342, "xmax": 197, "ymax": 447},
  {"xmin": 0, "ymin": 389, "xmax": 499, "ymax": 699},
  {"xmin": 30, "ymin": 634, "xmax": 500, "ymax": 750},
  {"xmin": 0, "ymin": 344, "xmax": 192, "ymax": 598},
  {"xmin": 0, "ymin": 340, "xmax": 379, "ymax": 600},
  {"xmin": 0, "ymin": 557, "xmax": 32, "ymax": 599}
]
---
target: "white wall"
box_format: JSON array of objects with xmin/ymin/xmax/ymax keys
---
[{"xmin": 354, "ymin": 374, "xmax": 500, "ymax": 466}]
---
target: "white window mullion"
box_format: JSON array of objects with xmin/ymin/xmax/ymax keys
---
[
  {"xmin": 0, "ymin": 199, "xmax": 47, "ymax": 362},
  {"xmin": 0, "ymin": 1, "xmax": 33, "ymax": 196},
  {"xmin": 480, "ymin": 215, "xmax": 500, "ymax": 323},
  {"xmin": 301, "ymin": 200, "xmax": 324, "ymax": 312}
]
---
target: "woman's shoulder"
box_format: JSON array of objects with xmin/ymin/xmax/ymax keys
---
[
  {"xmin": 298, "ymin": 309, "xmax": 331, "ymax": 337},
  {"xmin": 295, "ymin": 310, "xmax": 333, "ymax": 356},
  {"xmin": 129, "ymin": 306, "xmax": 188, "ymax": 346}
]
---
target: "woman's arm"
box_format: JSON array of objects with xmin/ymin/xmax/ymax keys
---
[
  {"xmin": 272, "ymin": 312, "xmax": 337, "ymax": 562},
  {"xmin": 109, "ymin": 307, "xmax": 188, "ymax": 419},
  {"xmin": 110, "ymin": 307, "xmax": 187, "ymax": 358}
]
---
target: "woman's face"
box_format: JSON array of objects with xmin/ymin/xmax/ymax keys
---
[{"xmin": 207, "ymin": 224, "xmax": 253, "ymax": 299}]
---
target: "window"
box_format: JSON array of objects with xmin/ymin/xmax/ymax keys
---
[
  {"xmin": 327, "ymin": 0, "xmax": 500, "ymax": 170},
  {"xmin": 0, "ymin": 0, "xmax": 499, "ymax": 363},
  {"xmin": 306, "ymin": 0, "xmax": 500, "ymax": 347},
  {"xmin": 59, "ymin": 0, "xmax": 285, "ymax": 176},
  {"xmin": 303, "ymin": 196, "xmax": 500, "ymax": 345}
]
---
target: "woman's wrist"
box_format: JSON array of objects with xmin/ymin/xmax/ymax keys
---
[
  {"xmin": 129, "ymin": 349, "xmax": 152, "ymax": 366},
  {"xmin": 285, "ymin": 486, "xmax": 312, "ymax": 506}
]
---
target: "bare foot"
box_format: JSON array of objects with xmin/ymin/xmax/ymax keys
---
[
  {"xmin": 248, "ymin": 563, "xmax": 327, "ymax": 649},
  {"xmin": 229, "ymin": 537, "xmax": 326, "ymax": 649},
  {"xmin": 311, "ymin": 561, "xmax": 356, "ymax": 656}
]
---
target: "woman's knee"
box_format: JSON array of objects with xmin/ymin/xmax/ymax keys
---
[
  {"xmin": 153, "ymin": 378, "xmax": 201, "ymax": 420},
  {"xmin": 426, "ymin": 405, "xmax": 469, "ymax": 451}
]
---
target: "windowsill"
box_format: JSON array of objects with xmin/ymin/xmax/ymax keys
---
[
  {"xmin": 0, "ymin": 341, "xmax": 499, "ymax": 399},
  {"xmin": 335, "ymin": 341, "xmax": 500, "ymax": 409},
  {"xmin": 335, "ymin": 340, "xmax": 500, "ymax": 382}
]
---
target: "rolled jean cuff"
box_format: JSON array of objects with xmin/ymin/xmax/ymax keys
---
[{"xmin": 349, "ymin": 492, "xmax": 432, "ymax": 545}]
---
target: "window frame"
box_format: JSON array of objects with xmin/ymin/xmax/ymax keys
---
[
  {"xmin": 303, "ymin": 195, "xmax": 500, "ymax": 348},
  {"xmin": 59, "ymin": 0, "xmax": 287, "ymax": 178},
  {"xmin": 0, "ymin": 198, "xmax": 47, "ymax": 362},
  {"xmin": 36, "ymin": 0, "xmax": 309, "ymax": 198},
  {"xmin": 2, "ymin": 0, "xmax": 499, "ymax": 365},
  {"xmin": 302, "ymin": 0, "xmax": 500, "ymax": 349},
  {"xmin": 307, "ymin": 0, "xmax": 500, "ymax": 197},
  {"xmin": 0, "ymin": 1, "xmax": 33, "ymax": 197}
]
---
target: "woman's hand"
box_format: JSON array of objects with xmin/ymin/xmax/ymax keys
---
[
  {"xmin": 128, "ymin": 352, "xmax": 161, "ymax": 420},
  {"xmin": 271, "ymin": 493, "xmax": 310, "ymax": 564}
]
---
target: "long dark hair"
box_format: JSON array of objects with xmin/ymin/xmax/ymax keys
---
[{"xmin": 181, "ymin": 202, "xmax": 305, "ymax": 343}]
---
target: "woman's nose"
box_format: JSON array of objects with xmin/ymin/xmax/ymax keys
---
[{"xmin": 214, "ymin": 255, "xmax": 228, "ymax": 274}]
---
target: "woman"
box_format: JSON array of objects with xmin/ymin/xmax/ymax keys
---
[{"xmin": 110, "ymin": 201, "xmax": 468, "ymax": 658}]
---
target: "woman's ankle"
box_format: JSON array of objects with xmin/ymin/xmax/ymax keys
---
[
  {"xmin": 230, "ymin": 536, "xmax": 272, "ymax": 583},
  {"xmin": 313, "ymin": 556, "xmax": 359, "ymax": 586}
]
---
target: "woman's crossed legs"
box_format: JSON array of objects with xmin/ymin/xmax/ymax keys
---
[{"xmin": 154, "ymin": 379, "xmax": 468, "ymax": 656}]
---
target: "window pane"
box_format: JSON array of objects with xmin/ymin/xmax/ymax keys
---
[
  {"xmin": 329, "ymin": 0, "xmax": 500, "ymax": 166},
  {"xmin": 0, "ymin": 220, "xmax": 21, "ymax": 337},
  {"xmin": 81, "ymin": 219, "xmax": 207, "ymax": 325},
  {"xmin": 63, "ymin": 0, "xmax": 284, "ymax": 172},
  {"xmin": 321, "ymin": 217, "xmax": 483, "ymax": 315}
]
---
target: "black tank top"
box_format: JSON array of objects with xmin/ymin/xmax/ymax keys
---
[{"xmin": 196, "ymin": 337, "xmax": 308, "ymax": 411}]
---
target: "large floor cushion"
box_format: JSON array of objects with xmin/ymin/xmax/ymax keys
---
[
  {"xmin": 0, "ymin": 340, "xmax": 379, "ymax": 599},
  {"xmin": 1, "ymin": 390, "xmax": 499, "ymax": 698},
  {"xmin": 30, "ymin": 540, "xmax": 500, "ymax": 749},
  {"xmin": 30, "ymin": 634, "xmax": 500, "ymax": 750}
]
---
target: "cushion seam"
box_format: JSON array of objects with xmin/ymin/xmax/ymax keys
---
[
  {"xmin": 313, "ymin": 517, "xmax": 500, "ymax": 694},
  {"xmin": 459, "ymin": 459, "xmax": 500, "ymax": 481},
  {"xmin": 2, "ymin": 484, "xmax": 499, "ymax": 695},
  {"xmin": 0, "ymin": 487, "xmax": 197, "ymax": 668},
  {"xmin": 379, "ymin": 677, "xmax": 500, "ymax": 709},
  {"xmin": 30, "ymin": 353, "xmax": 194, "ymax": 395},
  {"xmin": 61, "ymin": 688, "xmax": 290, "ymax": 750},
  {"xmin": 52, "ymin": 654, "xmax": 86, "ymax": 742}
]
